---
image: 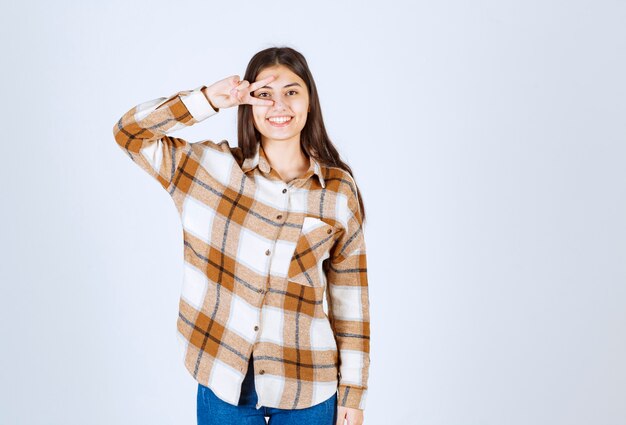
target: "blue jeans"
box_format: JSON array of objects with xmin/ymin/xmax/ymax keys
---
[{"xmin": 197, "ymin": 355, "xmax": 338, "ymax": 425}]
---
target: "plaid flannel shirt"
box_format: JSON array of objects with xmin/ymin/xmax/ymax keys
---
[{"xmin": 112, "ymin": 85, "xmax": 370, "ymax": 410}]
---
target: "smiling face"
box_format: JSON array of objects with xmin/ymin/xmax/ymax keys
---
[{"xmin": 251, "ymin": 64, "xmax": 310, "ymax": 145}]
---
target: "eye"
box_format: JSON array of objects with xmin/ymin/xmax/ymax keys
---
[
  {"xmin": 287, "ymin": 90, "xmax": 298, "ymax": 95},
  {"xmin": 257, "ymin": 92, "xmax": 268, "ymax": 98}
]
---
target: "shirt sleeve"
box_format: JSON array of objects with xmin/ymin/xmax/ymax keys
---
[
  {"xmin": 325, "ymin": 182, "xmax": 371, "ymax": 411},
  {"xmin": 112, "ymin": 85, "xmax": 218, "ymax": 192}
]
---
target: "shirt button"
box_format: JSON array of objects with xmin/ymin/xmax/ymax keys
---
[
  {"xmin": 265, "ymin": 249, "xmax": 271, "ymax": 255},
  {"xmin": 276, "ymin": 214, "xmax": 283, "ymax": 220},
  {"xmin": 259, "ymin": 369, "xmax": 265, "ymax": 375},
  {"xmin": 282, "ymin": 188, "xmax": 287, "ymax": 193},
  {"xmin": 254, "ymin": 325, "xmax": 259, "ymax": 331}
]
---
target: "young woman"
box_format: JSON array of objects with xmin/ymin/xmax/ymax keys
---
[{"xmin": 113, "ymin": 46, "xmax": 370, "ymax": 425}]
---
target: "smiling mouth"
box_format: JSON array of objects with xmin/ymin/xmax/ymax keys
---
[{"xmin": 267, "ymin": 116, "xmax": 293, "ymax": 126}]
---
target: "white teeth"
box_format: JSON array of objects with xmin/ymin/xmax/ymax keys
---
[{"xmin": 268, "ymin": 116, "xmax": 292, "ymax": 123}]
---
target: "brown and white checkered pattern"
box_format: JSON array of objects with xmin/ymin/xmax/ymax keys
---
[{"xmin": 112, "ymin": 85, "xmax": 370, "ymax": 411}]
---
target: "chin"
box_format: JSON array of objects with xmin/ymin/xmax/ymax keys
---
[{"xmin": 266, "ymin": 134, "xmax": 297, "ymax": 142}]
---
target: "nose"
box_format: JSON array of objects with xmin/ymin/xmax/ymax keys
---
[{"xmin": 271, "ymin": 97, "xmax": 289, "ymax": 112}]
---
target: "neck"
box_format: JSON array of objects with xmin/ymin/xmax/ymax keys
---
[{"xmin": 261, "ymin": 138, "xmax": 310, "ymax": 181}]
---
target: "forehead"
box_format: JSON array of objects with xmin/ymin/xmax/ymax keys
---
[{"xmin": 256, "ymin": 65, "xmax": 305, "ymax": 86}]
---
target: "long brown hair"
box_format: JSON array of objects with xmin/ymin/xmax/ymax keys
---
[{"xmin": 237, "ymin": 46, "xmax": 366, "ymax": 224}]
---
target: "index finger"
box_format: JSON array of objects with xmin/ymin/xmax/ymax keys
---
[{"xmin": 248, "ymin": 75, "xmax": 277, "ymax": 92}]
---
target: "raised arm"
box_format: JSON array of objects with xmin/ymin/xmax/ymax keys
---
[
  {"xmin": 325, "ymin": 179, "xmax": 371, "ymax": 411},
  {"xmin": 112, "ymin": 85, "xmax": 218, "ymax": 192},
  {"xmin": 112, "ymin": 75, "xmax": 277, "ymax": 192}
]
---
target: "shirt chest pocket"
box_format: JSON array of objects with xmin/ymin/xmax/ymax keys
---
[{"xmin": 287, "ymin": 216, "xmax": 337, "ymax": 288}]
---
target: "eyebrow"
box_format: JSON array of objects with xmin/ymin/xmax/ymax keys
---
[{"xmin": 258, "ymin": 82, "xmax": 302, "ymax": 90}]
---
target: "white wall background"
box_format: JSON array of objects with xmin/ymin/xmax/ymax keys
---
[{"xmin": 1, "ymin": 1, "xmax": 625, "ymax": 424}]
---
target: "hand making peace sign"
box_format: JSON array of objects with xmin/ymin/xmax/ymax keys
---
[{"xmin": 202, "ymin": 74, "xmax": 277, "ymax": 110}]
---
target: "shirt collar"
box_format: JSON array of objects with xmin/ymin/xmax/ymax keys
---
[{"xmin": 241, "ymin": 141, "xmax": 326, "ymax": 188}]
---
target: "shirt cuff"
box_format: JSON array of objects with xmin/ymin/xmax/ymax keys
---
[
  {"xmin": 180, "ymin": 85, "xmax": 219, "ymax": 121},
  {"xmin": 337, "ymin": 384, "xmax": 367, "ymax": 410}
]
